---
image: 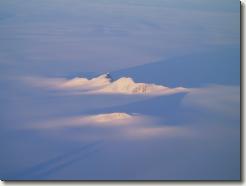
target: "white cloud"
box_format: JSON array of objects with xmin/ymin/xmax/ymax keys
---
[{"xmin": 23, "ymin": 73, "xmax": 190, "ymax": 96}]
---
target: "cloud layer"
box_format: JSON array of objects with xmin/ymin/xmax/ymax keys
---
[
  {"xmin": 182, "ymin": 85, "xmax": 240, "ymax": 118},
  {"xmin": 29, "ymin": 112, "xmax": 191, "ymax": 140},
  {"xmin": 33, "ymin": 112, "xmax": 142, "ymax": 128}
]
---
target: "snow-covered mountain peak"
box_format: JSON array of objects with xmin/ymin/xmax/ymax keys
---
[
  {"xmin": 92, "ymin": 73, "xmax": 112, "ymax": 81},
  {"xmin": 96, "ymin": 75, "xmax": 189, "ymax": 95},
  {"xmin": 25, "ymin": 73, "xmax": 190, "ymax": 96},
  {"xmin": 87, "ymin": 112, "xmax": 132, "ymax": 123}
]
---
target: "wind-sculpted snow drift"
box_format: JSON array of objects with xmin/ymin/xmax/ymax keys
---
[{"xmin": 24, "ymin": 73, "xmax": 190, "ymax": 96}]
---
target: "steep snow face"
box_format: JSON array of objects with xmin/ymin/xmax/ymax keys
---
[{"xmin": 24, "ymin": 73, "xmax": 190, "ymax": 95}]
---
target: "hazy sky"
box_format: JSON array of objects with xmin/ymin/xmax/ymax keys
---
[
  {"xmin": 0, "ymin": 0, "xmax": 239, "ymax": 75},
  {"xmin": 0, "ymin": 0, "xmax": 240, "ymax": 180}
]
